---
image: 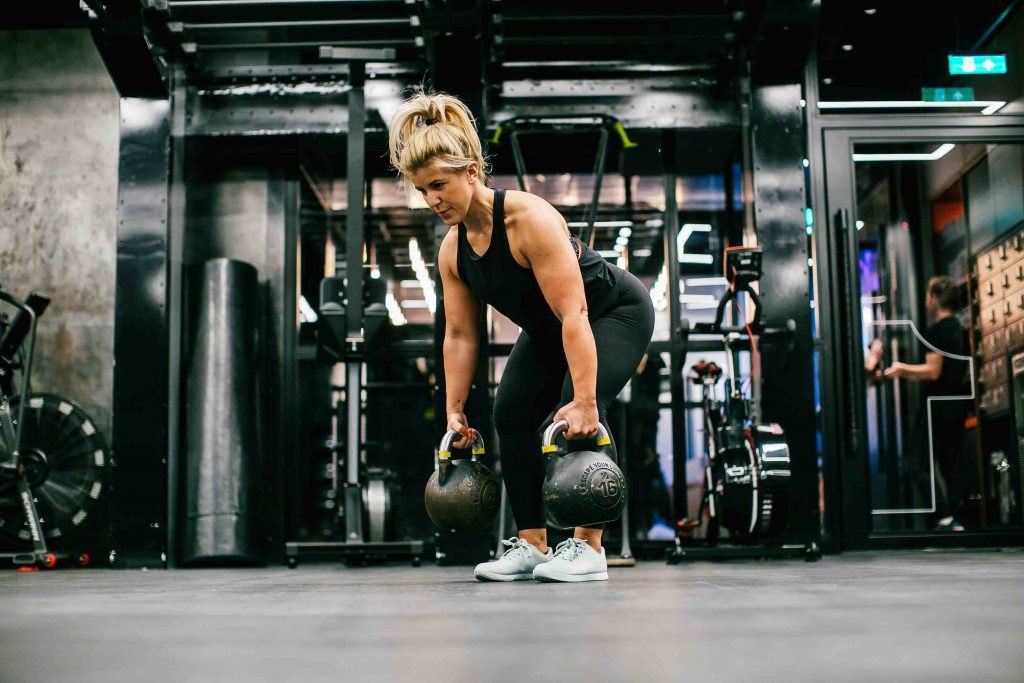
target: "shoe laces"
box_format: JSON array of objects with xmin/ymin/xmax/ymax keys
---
[
  {"xmin": 498, "ymin": 537, "xmax": 533, "ymax": 560},
  {"xmin": 553, "ymin": 538, "xmax": 588, "ymax": 562}
]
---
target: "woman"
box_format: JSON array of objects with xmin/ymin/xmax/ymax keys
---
[{"xmin": 389, "ymin": 91, "xmax": 654, "ymax": 582}]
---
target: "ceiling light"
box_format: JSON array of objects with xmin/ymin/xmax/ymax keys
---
[
  {"xmin": 678, "ymin": 224, "xmax": 714, "ymax": 264},
  {"xmin": 633, "ymin": 249, "xmax": 653, "ymax": 257},
  {"xmin": 842, "ymin": 44, "xmax": 854, "ymax": 52},
  {"xmin": 408, "ymin": 238, "xmax": 437, "ymax": 314},
  {"xmin": 298, "ymin": 295, "xmax": 318, "ymax": 324},
  {"xmin": 385, "ymin": 292, "xmax": 407, "ymax": 326},
  {"xmin": 856, "ymin": 221, "xmax": 865, "ymax": 230},
  {"xmin": 685, "ymin": 277, "xmax": 729, "ymax": 287},
  {"xmin": 864, "ymin": 8, "xmax": 877, "ymax": 14},
  {"xmin": 852, "ymin": 143, "xmax": 955, "ymax": 162},
  {"xmin": 680, "ymin": 294, "xmax": 718, "ymax": 305},
  {"xmin": 823, "ymin": 77, "xmax": 833, "ymax": 84},
  {"xmin": 567, "ymin": 220, "xmax": 634, "ymax": 229},
  {"xmin": 819, "ymin": 100, "xmax": 1006, "ymax": 115},
  {"xmin": 619, "ymin": 227, "xmax": 632, "ymax": 237},
  {"xmin": 616, "ymin": 235, "xmax": 629, "ymax": 246}
]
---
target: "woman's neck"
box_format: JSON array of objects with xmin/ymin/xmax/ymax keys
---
[{"xmin": 462, "ymin": 185, "xmax": 495, "ymax": 232}]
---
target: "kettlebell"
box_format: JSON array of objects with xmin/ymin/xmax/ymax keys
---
[
  {"xmin": 424, "ymin": 430, "xmax": 500, "ymax": 530},
  {"xmin": 541, "ymin": 419, "xmax": 627, "ymax": 529}
]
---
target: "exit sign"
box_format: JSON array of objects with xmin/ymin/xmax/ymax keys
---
[
  {"xmin": 922, "ymin": 87, "xmax": 975, "ymax": 102},
  {"xmin": 948, "ymin": 54, "xmax": 1007, "ymax": 75}
]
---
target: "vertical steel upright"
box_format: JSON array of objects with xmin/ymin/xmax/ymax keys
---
[
  {"xmin": 344, "ymin": 61, "xmax": 366, "ymax": 543},
  {"xmin": 663, "ymin": 132, "xmax": 688, "ymax": 520},
  {"xmin": 165, "ymin": 68, "xmax": 187, "ymax": 568},
  {"xmin": 111, "ymin": 98, "xmax": 171, "ymax": 568},
  {"xmin": 750, "ymin": 83, "xmax": 818, "ymax": 543}
]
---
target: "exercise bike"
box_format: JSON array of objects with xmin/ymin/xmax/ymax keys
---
[
  {"xmin": 0, "ymin": 287, "xmax": 109, "ymax": 569},
  {"xmin": 667, "ymin": 247, "xmax": 820, "ymax": 562}
]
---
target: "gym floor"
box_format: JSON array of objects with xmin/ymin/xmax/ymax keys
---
[{"xmin": 1, "ymin": 550, "xmax": 1021, "ymax": 682}]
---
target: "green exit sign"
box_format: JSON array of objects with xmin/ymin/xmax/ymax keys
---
[
  {"xmin": 922, "ymin": 87, "xmax": 975, "ymax": 102},
  {"xmin": 949, "ymin": 54, "xmax": 1007, "ymax": 75}
]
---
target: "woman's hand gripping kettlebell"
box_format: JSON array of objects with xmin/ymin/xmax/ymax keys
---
[
  {"xmin": 553, "ymin": 398, "xmax": 600, "ymax": 440},
  {"xmin": 447, "ymin": 409, "xmax": 478, "ymax": 449}
]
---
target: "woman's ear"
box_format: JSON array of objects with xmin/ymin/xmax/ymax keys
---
[{"xmin": 466, "ymin": 161, "xmax": 479, "ymax": 184}]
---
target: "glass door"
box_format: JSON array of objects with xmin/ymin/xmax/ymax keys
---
[{"xmin": 823, "ymin": 127, "xmax": 1024, "ymax": 547}]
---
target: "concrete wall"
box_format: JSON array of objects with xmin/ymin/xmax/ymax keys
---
[{"xmin": 0, "ymin": 29, "xmax": 119, "ymax": 436}]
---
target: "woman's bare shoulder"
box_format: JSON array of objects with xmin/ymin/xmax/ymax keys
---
[
  {"xmin": 437, "ymin": 226, "xmax": 461, "ymax": 277},
  {"xmin": 503, "ymin": 189, "xmax": 567, "ymax": 233}
]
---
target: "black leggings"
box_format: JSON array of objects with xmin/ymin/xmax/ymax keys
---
[{"xmin": 493, "ymin": 271, "xmax": 655, "ymax": 530}]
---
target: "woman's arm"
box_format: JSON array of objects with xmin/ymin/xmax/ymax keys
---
[
  {"xmin": 438, "ymin": 231, "xmax": 481, "ymax": 448},
  {"xmin": 884, "ymin": 353, "xmax": 943, "ymax": 382},
  {"xmin": 518, "ymin": 200, "xmax": 599, "ymax": 440}
]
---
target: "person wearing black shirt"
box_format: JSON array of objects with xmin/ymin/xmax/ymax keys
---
[{"xmin": 884, "ymin": 276, "xmax": 968, "ymax": 531}]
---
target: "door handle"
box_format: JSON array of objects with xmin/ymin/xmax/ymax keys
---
[{"xmin": 836, "ymin": 208, "xmax": 861, "ymax": 457}]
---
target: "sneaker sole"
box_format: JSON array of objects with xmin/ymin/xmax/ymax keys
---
[
  {"xmin": 474, "ymin": 571, "xmax": 535, "ymax": 582},
  {"xmin": 534, "ymin": 571, "xmax": 609, "ymax": 583}
]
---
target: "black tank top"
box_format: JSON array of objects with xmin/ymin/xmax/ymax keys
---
[{"xmin": 456, "ymin": 189, "xmax": 622, "ymax": 336}]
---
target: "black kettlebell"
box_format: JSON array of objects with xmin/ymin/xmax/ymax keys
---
[
  {"xmin": 541, "ymin": 419, "xmax": 627, "ymax": 529},
  {"xmin": 424, "ymin": 430, "xmax": 500, "ymax": 530}
]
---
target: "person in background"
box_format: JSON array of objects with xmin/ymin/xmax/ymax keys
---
[{"xmin": 883, "ymin": 276, "xmax": 968, "ymax": 532}]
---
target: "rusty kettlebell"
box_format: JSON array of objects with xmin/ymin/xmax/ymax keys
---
[
  {"xmin": 541, "ymin": 419, "xmax": 627, "ymax": 529},
  {"xmin": 424, "ymin": 429, "xmax": 500, "ymax": 530}
]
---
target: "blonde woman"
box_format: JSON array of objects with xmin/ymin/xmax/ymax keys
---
[{"xmin": 389, "ymin": 92, "xmax": 654, "ymax": 582}]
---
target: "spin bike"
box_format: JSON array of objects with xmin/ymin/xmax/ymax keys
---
[
  {"xmin": 667, "ymin": 247, "xmax": 820, "ymax": 562},
  {"xmin": 0, "ymin": 287, "xmax": 109, "ymax": 569}
]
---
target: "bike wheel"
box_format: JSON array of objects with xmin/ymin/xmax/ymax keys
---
[{"xmin": 0, "ymin": 394, "xmax": 109, "ymax": 546}]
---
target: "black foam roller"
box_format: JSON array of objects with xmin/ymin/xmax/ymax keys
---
[{"xmin": 183, "ymin": 258, "xmax": 263, "ymax": 566}]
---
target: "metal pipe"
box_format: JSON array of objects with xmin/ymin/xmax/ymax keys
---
[
  {"xmin": 344, "ymin": 61, "xmax": 366, "ymax": 543},
  {"xmin": 581, "ymin": 127, "xmax": 609, "ymax": 246},
  {"xmin": 179, "ymin": 18, "xmax": 409, "ymax": 30},
  {"xmin": 509, "ymin": 130, "xmax": 529, "ymax": 192},
  {"xmin": 663, "ymin": 152, "xmax": 687, "ymax": 520},
  {"xmin": 171, "ymin": 0, "xmax": 402, "ymax": 5}
]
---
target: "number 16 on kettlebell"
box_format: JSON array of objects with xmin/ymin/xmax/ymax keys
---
[
  {"xmin": 424, "ymin": 430, "xmax": 500, "ymax": 530},
  {"xmin": 541, "ymin": 420, "xmax": 627, "ymax": 529}
]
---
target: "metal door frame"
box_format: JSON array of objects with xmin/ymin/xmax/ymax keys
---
[{"xmin": 816, "ymin": 121, "xmax": 1024, "ymax": 549}]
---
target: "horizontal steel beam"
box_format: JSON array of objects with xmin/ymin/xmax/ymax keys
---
[
  {"xmin": 196, "ymin": 39, "xmax": 417, "ymax": 50},
  {"xmin": 319, "ymin": 46, "xmax": 397, "ymax": 61},
  {"xmin": 168, "ymin": 0, "xmax": 404, "ymax": 6},
  {"xmin": 187, "ymin": 79, "xmax": 405, "ymax": 136},
  {"xmin": 169, "ymin": 18, "xmax": 409, "ymax": 30}
]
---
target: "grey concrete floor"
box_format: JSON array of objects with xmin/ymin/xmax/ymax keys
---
[{"xmin": 1, "ymin": 550, "xmax": 1022, "ymax": 683}]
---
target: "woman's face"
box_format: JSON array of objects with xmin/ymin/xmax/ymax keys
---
[{"xmin": 408, "ymin": 161, "xmax": 477, "ymax": 226}]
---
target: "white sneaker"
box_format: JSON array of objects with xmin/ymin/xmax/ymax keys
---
[
  {"xmin": 474, "ymin": 537, "xmax": 553, "ymax": 582},
  {"xmin": 532, "ymin": 538, "xmax": 608, "ymax": 583}
]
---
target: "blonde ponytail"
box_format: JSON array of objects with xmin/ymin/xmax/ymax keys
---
[{"xmin": 388, "ymin": 90, "xmax": 487, "ymax": 179}]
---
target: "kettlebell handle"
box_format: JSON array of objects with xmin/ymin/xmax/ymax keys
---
[
  {"xmin": 541, "ymin": 419, "xmax": 612, "ymax": 455},
  {"xmin": 438, "ymin": 430, "xmax": 486, "ymax": 462}
]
